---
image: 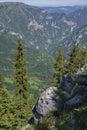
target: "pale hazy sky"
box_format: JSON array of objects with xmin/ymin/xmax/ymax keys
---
[{"xmin": 0, "ymin": 0, "xmax": 87, "ymax": 7}]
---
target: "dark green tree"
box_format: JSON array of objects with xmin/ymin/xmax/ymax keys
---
[
  {"xmin": 78, "ymin": 47, "xmax": 87, "ymax": 69},
  {"xmin": 14, "ymin": 37, "xmax": 28, "ymax": 100},
  {"xmin": 52, "ymin": 49, "xmax": 64, "ymax": 88},
  {"xmin": 0, "ymin": 74, "xmax": 3, "ymax": 89},
  {"xmin": 67, "ymin": 45, "xmax": 79, "ymax": 74},
  {"xmin": 0, "ymin": 87, "xmax": 15, "ymax": 130},
  {"xmin": 14, "ymin": 37, "xmax": 29, "ymax": 128},
  {"xmin": 0, "ymin": 73, "xmax": 15, "ymax": 130}
]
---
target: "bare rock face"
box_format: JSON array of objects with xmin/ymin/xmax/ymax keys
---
[
  {"xmin": 29, "ymin": 87, "xmax": 63, "ymax": 123},
  {"xmin": 34, "ymin": 87, "xmax": 63, "ymax": 116}
]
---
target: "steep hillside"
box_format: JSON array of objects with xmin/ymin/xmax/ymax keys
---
[
  {"xmin": 0, "ymin": 2, "xmax": 78, "ymax": 53},
  {"xmin": 71, "ymin": 26, "xmax": 87, "ymax": 46}
]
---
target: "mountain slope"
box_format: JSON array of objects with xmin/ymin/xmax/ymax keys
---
[{"xmin": 0, "ymin": 2, "xmax": 78, "ymax": 53}]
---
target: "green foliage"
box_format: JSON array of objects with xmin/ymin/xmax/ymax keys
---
[
  {"xmin": 67, "ymin": 46, "xmax": 87, "ymax": 75},
  {"xmin": 78, "ymin": 47, "xmax": 87, "ymax": 68},
  {"xmin": 52, "ymin": 49, "xmax": 64, "ymax": 88},
  {"xmin": 13, "ymin": 37, "xmax": 30, "ymax": 128},
  {"xmin": 0, "ymin": 87, "xmax": 15, "ymax": 130},
  {"xmin": 67, "ymin": 45, "xmax": 79, "ymax": 74},
  {"xmin": 0, "ymin": 74, "xmax": 3, "ymax": 88},
  {"xmin": 14, "ymin": 37, "xmax": 29, "ymax": 100}
]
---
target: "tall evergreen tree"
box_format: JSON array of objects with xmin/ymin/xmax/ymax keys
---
[
  {"xmin": 14, "ymin": 37, "xmax": 28, "ymax": 100},
  {"xmin": 67, "ymin": 45, "xmax": 79, "ymax": 74},
  {"xmin": 52, "ymin": 49, "xmax": 64, "ymax": 88},
  {"xmin": 78, "ymin": 47, "xmax": 87, "ymax": 69},
  {"xmin": 14, "ymin": 37, "xmax": 29, "ymax": 128},
  {"xmin": 0, "ymin": 74, "xmax": 3, "ymax": 89}
]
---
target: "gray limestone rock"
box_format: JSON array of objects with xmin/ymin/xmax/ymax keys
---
[
  {"xmin": 31, "ymin": 87, "xmax": 63, "ymax": 123},
  {"xmin": 35, "ymin": 87, "xmax": 63, "ymax": 115}
]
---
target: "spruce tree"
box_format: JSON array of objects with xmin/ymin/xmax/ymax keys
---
[
  {"xmin": 52, "ymin": 49, "xmax": 64, "ymax": 88},
  {"xmin": 67, "ymin": 45, "xmax": 79, "ymax": 74},
  {"xmin": 0, "ymin": 74, "xmax": 15, "ymax": 129},
  {"xmin": 14, "ymin": 37, "xmax": 29, "ymax": 128},
  {"xmin": 0, "ymin": 74, "xmax": 3, "ymax": 89},
  {"xmin": 78, "ymin": 47, "xmax": 87, "ymax": 69},
  {"xmin": 0, "ymin": 87, "xmax": 15, "ymax": 130}
]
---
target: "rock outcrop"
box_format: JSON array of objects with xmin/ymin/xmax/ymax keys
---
[{"xmin": 21, "ymin": 64, "xmax": 87, "ymax": 130}]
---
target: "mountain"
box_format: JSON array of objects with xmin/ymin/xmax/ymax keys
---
[
  {"xmin": 42, "ymin": 6, "xmax": 87, "ymax": 14},
  {"xmin": 0, "ymin": 2, "xmax": 87, "ymax": 91}
]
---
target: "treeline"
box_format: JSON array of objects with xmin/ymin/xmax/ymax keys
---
[{"xmin": 0, "ymin": 38, "xmax": 87, "ymax": 130}]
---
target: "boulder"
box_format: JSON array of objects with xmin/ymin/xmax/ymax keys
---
[{"xmin": 31, "ymin": 87, "xmax": 63, "ymax": 123}]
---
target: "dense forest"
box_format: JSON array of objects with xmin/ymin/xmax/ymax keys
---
[{"xmin": 0, "ymin": 37, "xmax": 87, "ymax": 130}]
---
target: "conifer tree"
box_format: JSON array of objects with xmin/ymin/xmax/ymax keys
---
[
  {"xmin": 0, "ymin": 87, "xmax": 15, "ymax": 130},
  {"xmin": 78, "ymin": 47, "xmax": 87, "ymax": 69},
  {"xmin": 52, "ymin": 49, "xmax": 64, "ymax": 88},
  {"xmin": 0, "ymin": 74, "xmax": 15, "ymax": 129},
  {"xmin": 67, "ymin": 45, "xmax": 79, "ymax": 74},
  {"xmin": 0, "ymin": 74, "xmax": 3, "ymax": 89},
  {"xmin": 14, "ymin": 37, "xmax": 29, "ymax": 128},
  {"xmin": 14, "ymin": 37, "xmax": 28, "ymax": 100}
]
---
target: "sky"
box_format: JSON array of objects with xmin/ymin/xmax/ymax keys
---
[{"xmin": 0, "ymin": 0, "xmax": 87, "ymax": 7}]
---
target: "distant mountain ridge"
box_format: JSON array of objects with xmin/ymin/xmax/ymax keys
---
[{"xmin": 42, "ymin": 6, "xmax": 87, "ymax": 14}]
